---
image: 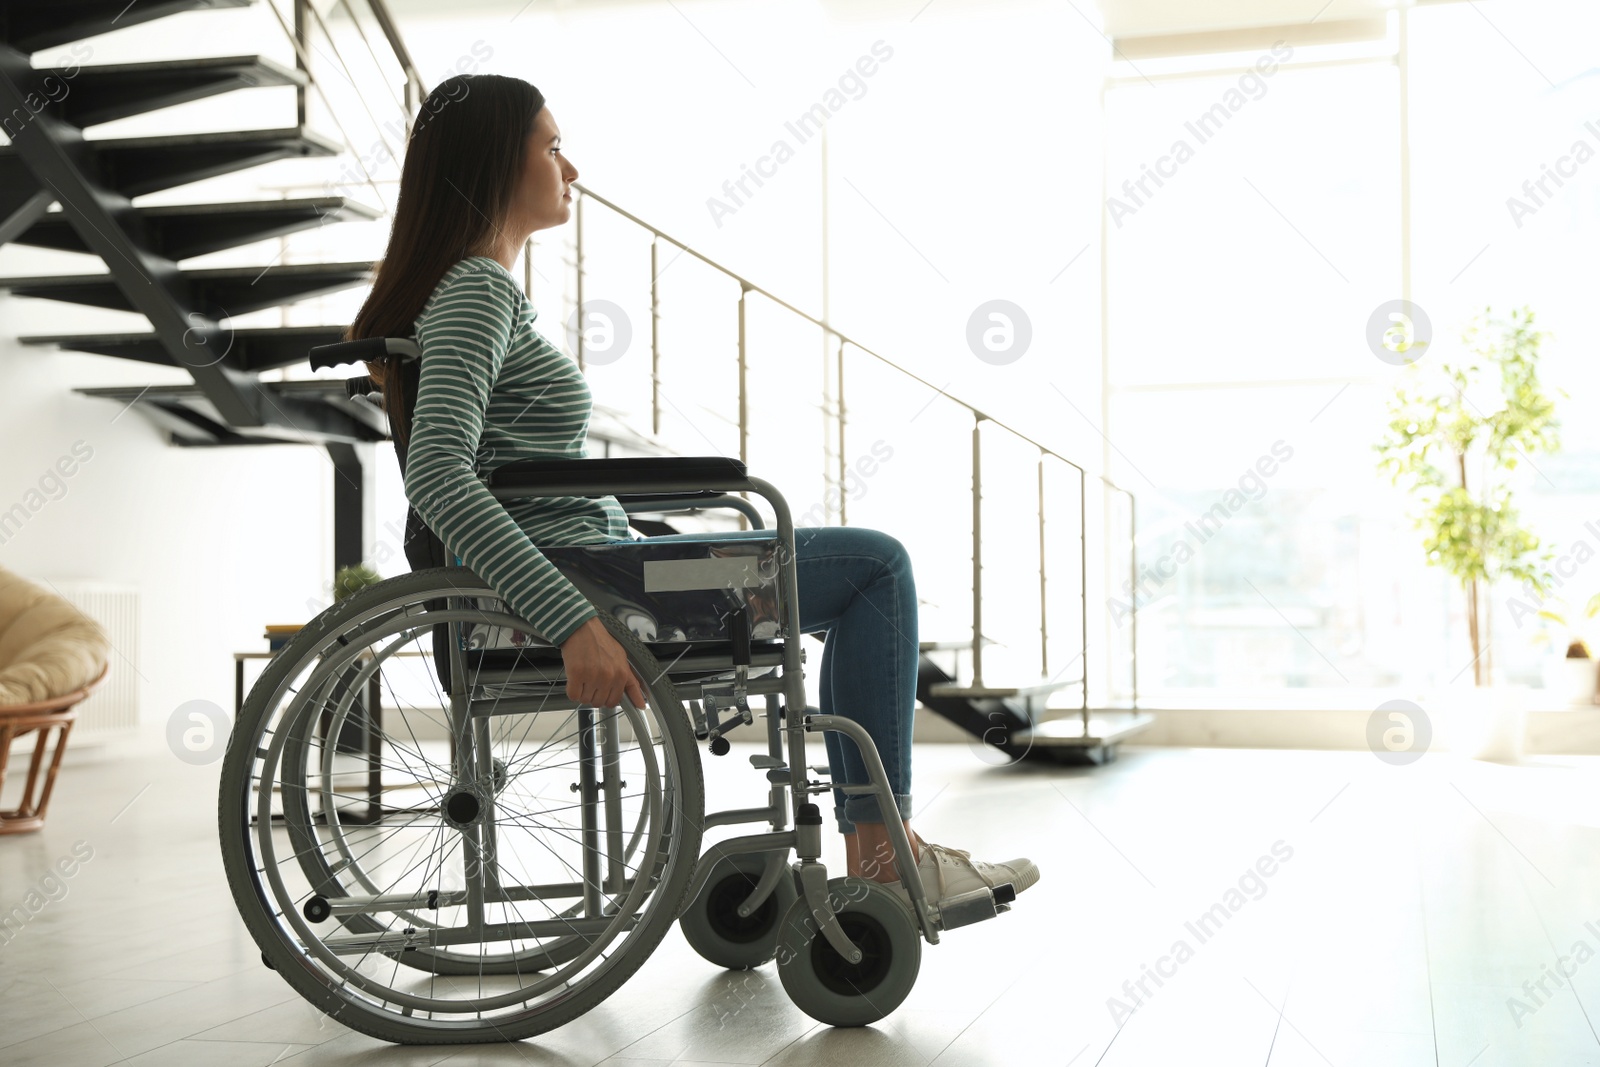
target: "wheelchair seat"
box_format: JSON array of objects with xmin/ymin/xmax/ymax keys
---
[{"xmin": 316, "ymin": 335, "xmax": 782, "ymax": 685}]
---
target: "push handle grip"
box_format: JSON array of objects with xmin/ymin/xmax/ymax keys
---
[{"xmin": 309, "ymin": 337, "xmax": 422, "ymax": 371}]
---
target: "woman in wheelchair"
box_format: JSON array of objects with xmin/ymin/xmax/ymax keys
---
[{"xmin": 218, "ymin": 72, "xmax": 1035, "ymax": 1045}]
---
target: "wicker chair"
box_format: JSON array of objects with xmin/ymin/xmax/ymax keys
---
[{"xmin": 0, "ymin": 566, "xmax": 112, "ymax": 834}]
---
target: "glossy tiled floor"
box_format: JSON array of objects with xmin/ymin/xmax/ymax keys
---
[{"xmin": 5, "ymin": 739, "xmax": 1600, "ymax": 1066}]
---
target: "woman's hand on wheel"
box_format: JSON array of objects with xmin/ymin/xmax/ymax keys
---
[{"xmin": 559, "ymin": 616, "xmax": 649, "ymax": 709}]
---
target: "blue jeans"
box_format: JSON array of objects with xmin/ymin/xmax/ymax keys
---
[{"xmin": 615, "ymin": 525, "xmax": 917, "ymax": 834}]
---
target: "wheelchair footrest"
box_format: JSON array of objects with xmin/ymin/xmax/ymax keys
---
[{"xmin": 937, "ymin": 882, "xmax": 1015, "ymax": 931}]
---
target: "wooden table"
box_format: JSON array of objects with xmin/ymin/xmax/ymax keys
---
[{"xmin": 235, "ymin": 649, "xmax": 431, "ymax": 825}]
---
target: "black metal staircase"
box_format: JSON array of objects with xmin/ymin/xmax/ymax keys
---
[
  {"xmin": 2, "ymin": 0, "xmax": 253, "ymax": 53},
  {"xmin": 0, "ymin": 0, "xmax": 385, "ymax": 451},
  {"xmin": 9, "ymin": 194, "xmax": 380, "ymax": 261}
]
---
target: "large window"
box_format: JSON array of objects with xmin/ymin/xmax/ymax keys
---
[{"xmin": 1106, "ymin": 1, "xmax": 1600, "ymax": 703}]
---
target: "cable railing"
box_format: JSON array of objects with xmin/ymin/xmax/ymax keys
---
[{"xmin": 560, "ymin": 182, "xmax": 1139, "ymax": 712}]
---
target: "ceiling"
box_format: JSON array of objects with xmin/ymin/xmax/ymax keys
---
[
  {"xmin": 1096, "ymin": 0, "xmax": 1399, "ymax": 38},
  {"xmin": 376, "ymin": 0, "xmax": 1464, "ymax": 46}
]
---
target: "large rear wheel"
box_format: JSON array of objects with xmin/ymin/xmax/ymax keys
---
[{"xmin": 218, "ymin": 568, "xmax": 704, "ymax": 1044}]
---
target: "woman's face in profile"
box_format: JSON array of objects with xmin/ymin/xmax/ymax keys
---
[{"xmin": 515, "ymin": 106, "xmax": 578, "ymax": 236}]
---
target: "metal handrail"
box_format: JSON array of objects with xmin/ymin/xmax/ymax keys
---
[
  {"xmin": 360, "ymin": 0, "xmax": 428, "ymax": 116},
  {"xmin": 568, "ymin": 183, "xmax": 1105, "ymax": 483}
]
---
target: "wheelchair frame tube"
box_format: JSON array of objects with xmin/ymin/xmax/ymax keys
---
[
  {"xmin": 601, "ymin": 706, "xmax": 627, "ymax": 892},
  {"xmin": 578, "ymin": 705, "xmax": 603, "ymax": 918},
  {"xmin": 681, "ymin": 831, "xmax": 800, "ymax": 906},
  {"xmin": 491, "ymin": 474, "xmax": 933, "ymax": 948},
  {"xmin": 446, "ymin": 596, "xmax": 488, "ymax": 930},
  {"xmin": 617, "ymin": 493, "xmax": 765, "ymax": 529},
  {"xmin": 738, "ymin": 478, "xmax": 810, "ymax": 852},
  {"xmin": 806, "ymin": 712, "xmax": 939, "ymax": 943},
  {"xmin": 474, "ymin": 715, "xmax": 502, "ymax": 897}
]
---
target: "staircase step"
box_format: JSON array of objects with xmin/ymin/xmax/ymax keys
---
[
  {"xmin": 0, "ymin": 126, "xmax": 343, "ymax": 200},
  {"xmin": 0, "ymin": 0, "xmax": 252, "ymax": 52},
  {"xmin": 918, "ymin": 638, "xmax": 996, "ymax": 653},
  {"xmin": 74, "ymin": 378, "xmax": 389, "ymax": 445},
  {"xmin": 1013, "ymin": 711, "xmax": 1156, "ymax": 748},
  {"xmin": 20, "ymin": 324, "xmax": 353, "ymax": 372},
  {"xmin": 927, "ymin": 676, "xmax": 1079, "ymax": 700},
  {"xmin": 33, "ymin": 54, "xmax": 306, "ymax": 129},
  {"xmin": 0, "ymin": 260, "xmax": 373, "ymax": 315},
  {"xmin": 15, "ymin": 197, "xmax": 382, "ymax": 260}
]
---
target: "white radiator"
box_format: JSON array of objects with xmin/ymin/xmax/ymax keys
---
[{"xmin": 48, "ymin": 582, "xmax": 140, "ymax": 736}]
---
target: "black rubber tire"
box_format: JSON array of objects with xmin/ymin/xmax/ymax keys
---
[
  {"xmin": 218, "ymin": 568, "xmax": 705, "ymax": 1045},
  {"xmin": 776, "ymin": 876, "xmax": 921, "ymax": 1026},
  {"xmin": 680, "ymin": 851, "xmax": 798, "ymax": 970}
]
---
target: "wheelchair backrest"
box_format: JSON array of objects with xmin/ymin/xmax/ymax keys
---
[
  {"xmin": 383, "ymin": 355, "xmax": 454, "ymax": 576},
  {"xmin": 309, "ymin": 335, "xmax": 454, "ymax": 574}
]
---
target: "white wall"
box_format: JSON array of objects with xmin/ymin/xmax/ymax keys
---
[{"xmin": 0, "ymin": 333, "xmax": 336, "ymax": 752}]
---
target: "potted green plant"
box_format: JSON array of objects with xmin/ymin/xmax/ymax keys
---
[
  {"xmin": 266, "ymin": 564, "xmax": 385, "ymax": 651},
  {"xmin": 1373, "ymin": 305, "xmax": 1562, "ymax": 760},
  {"xmin": 333, "ymin": 563, "xmax": 384, "ymax": 601},
  {"xmin": 1533, "ymin": 594, "xmax": 1600, "ymax": 705}
]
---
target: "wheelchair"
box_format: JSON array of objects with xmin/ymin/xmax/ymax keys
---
[{"xmin": 217, "ymin": 335, "xmax": 1017, "ymax": 1045}]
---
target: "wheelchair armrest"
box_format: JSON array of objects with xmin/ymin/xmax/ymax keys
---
[
  {"xmin": 615, "ymin": 492, "xmax": 765, "ymax": 529},
  {"xmin": 487, "ymin": 456, "xmax": 754, "ymax": 498}
]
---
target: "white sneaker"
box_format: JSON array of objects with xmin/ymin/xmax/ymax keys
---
[{"xmin": 874, "ymin": 841, "xmax": 1039, "ymax": 910}]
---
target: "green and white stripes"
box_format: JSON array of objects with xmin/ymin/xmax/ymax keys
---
[{"xmin": 404, "ymin": 255, "xmax": 629, "ymax": 646}]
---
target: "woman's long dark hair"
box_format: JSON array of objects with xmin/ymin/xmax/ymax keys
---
[{"xmin": 346, "ymin": 74, "xmax": 545, "ymax": 458}]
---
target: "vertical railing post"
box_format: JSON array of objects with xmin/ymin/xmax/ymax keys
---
[
  {"xmin": 294, "ymin": 0, "xmax": 309, "ymax": 128},
  {"xmin": 821, "ymin": 330, "xmax": 836, "ymax": 523},
  {"xmin": 1130, "ymin": 491, "xmax": 1138, "ymax": 710},
  {"xmin": 836, "ymin": 336, "xmax": 847, "ymax": 526},
  {"xmin": 574, "ymin": 191, "xmax": 585, "ymax": 371},
  {"xmin": 651, "ymin": 236, "xmax": 662, "ymax": 437},
  {"xmin": 1081, "ymin": 471, "xmax": 1090, "ymax": 724},
  {"xmin": 737, "ymin": 283, "xmax": 750, "ymax": 466},
  {"xmin": 971, "ymin": 413, "xmax": 984, "ymax": 688},
  {"xmin": 1038, "ymin": 450, "xmax": 1048, "ymax": 679},
  {"xmin": 737, "ymin": 283, "xmax": 750, "ymax": 529}
]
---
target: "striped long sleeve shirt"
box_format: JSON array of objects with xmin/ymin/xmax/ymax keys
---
[{"xmin": 403, "ymin": 255, "xmax": 631, "ymax": 647}]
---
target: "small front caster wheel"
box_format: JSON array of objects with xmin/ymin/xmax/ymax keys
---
[
  {"xmin": 681, "ymin": 851, "xmax": 798, "ymax": 969},
  {"xmin": 776, "ymin": 876, "xmax": 921, "ymax": 1026}
]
